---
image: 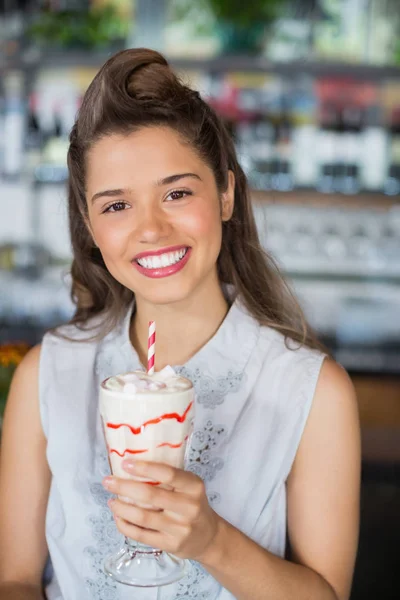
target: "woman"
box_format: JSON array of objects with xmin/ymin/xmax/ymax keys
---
[{"xmin": 0, "ymin": 49, "xmax": 360, "ymax": 600}]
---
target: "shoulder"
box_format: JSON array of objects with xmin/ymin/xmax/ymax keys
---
[
  {"xmin": 4, "ymin": 344, "xmax": 43, "ymax": 434},
  {"xmin": 38, "ymin": 317, "xmax": 106, "ymax": 396},
  {"xmin": 312, "ymin": 358, "xmax": 358, "ymax": 427},
  {"xmin": 39, "ymin": 317, "xmax": 107, "ymax": 381},
  {"xmin": 291, "ymin": 357, "xmax": 360, "ymax": 475},
  {"xmin": 234, "ymin": 297, "xmax": 323, "ymax": 368},
  {"xmin": 312, "ymin": 358, "xmax": 359, "ymax": 444},
  {"xmin": 316, "ymin": 358, "xmax": 356, "ymax": 401},
  {"xmin": 8, "ymin": 344, "xmax": 42, "ymax": 417},
  {"xmin": 245, "ymin": 320, "xmax": 327, "ymax": 434},
  {"xmin": 232, "ymin": 299, "xmax": 326, "ymax": 392},
  {"xmin": 258, "ymin": 322, "xmax": 325, "ymax": 377},
  {"xmin": 43, "ymin": 313, "xmax": 107, "ymax": 347},
  {"xmin": 11, "ymin": 343, "xmax": 42, "ymax": 383}
]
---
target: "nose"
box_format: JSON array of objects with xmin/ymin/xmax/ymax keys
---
[{"xmin": 136, "ymin": 205, "xmax": 172, "ymax": 245}]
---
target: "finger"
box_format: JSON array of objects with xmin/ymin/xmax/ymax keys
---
[
  {"xmin": 109, "ymin": 498, "xmax": 189, "ymax": 536},
  {"xmin": 109, "ymin": 498, "xmax": 165, "ymax": 531},
  {"xmin": 114, "ymin": 516, "xmax": 166, "ymax": 550},
  {"xmin": 114, "ymin": 514, "xmax": 191, "ymax": 556},
  {"xmin": 122, "ymin": 460, "xmax": 204, "ymax": 495},
  {"xmin": 103, "ymin": 476, "xmax": 196, "ymax": 514}
]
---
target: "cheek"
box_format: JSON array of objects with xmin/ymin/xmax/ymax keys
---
[
  {"xmin": 91, "ymin": 218, "xmax": 129, "ymax": 255},
  {"xmin": 177, "ymin": 201, "xmax": 221, "ymax": 243}
]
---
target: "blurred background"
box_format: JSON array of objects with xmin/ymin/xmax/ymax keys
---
[{"xmin": 0, "ymin": 1, "xmax": 399, "ymax": 597}]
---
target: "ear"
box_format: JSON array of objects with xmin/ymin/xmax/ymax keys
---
[{"xmin": 221, "ymin": 170, "xmax": 235, "ymax": 222}]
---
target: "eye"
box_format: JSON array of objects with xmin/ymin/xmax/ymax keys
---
[
  {"xmin": 166, "ymin": 189, "xmax": 192, "ymax": 202},
  {"xmin": 103, "ymin": 201, "xmax": 130, "ymax": 213}
]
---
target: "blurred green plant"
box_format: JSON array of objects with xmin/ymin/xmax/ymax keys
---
[
  {"xmin": 172, "ymin": 0, "xmax": 284, "ymax": 27},
  {"xmin": 206, "ymin": 0, "xmax": 284, "ymax": 28},
  {"xmin": 27, "ymin": 3, "xmax": 130, "ymax": 49},
  {"xmin": 171, "ymin": 0, "xmax": 288, "ymax": 27},
  {"xmin": 171, "ymin": 0, "xmax": 286, "ymax": 54}
]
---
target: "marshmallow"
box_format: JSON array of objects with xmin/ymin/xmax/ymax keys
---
[
  {"xmin": 123, "ymin": 373, "xmax": 140, "ymax": 382},
  {"xmin": 155, "ymin": 365, "xmax": 176, "ymax": 379},
  {"xmin": 123, "ymin": 383, "xmax": 138, "ymax": 394},
  {"xmin": 148, "ymin": 381, "xmax": 167, "ymax": 391}
]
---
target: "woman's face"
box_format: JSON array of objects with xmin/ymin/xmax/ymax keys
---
[{"xmin": 85, "ymin": 126, "xmax": 234, "ymax": 306}]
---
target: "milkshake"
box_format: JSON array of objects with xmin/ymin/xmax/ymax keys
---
[
  {"xmin": 100, "ymin": 366, "xmax": 195, "ymax": 481},
  {"xmin": 99, "ymin": 366, "xmax": 195, "ymax": 587}
]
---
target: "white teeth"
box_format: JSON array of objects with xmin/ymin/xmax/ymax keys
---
[{"xmin": 137, "ymin": 248, "xmax": 188, "ymax": 269}]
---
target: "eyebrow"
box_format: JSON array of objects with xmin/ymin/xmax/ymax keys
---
[{"xmin": 90, "ymin": 172, "xmax": 202, "ymax": 204}]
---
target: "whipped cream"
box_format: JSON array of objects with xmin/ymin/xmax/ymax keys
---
[{"xmin": 104, "ymin": 365, "xmax": 191, "ymax": 394}]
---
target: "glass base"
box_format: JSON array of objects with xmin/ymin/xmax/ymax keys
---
[{"xmin": 104, "ymin": 539, "xmax": 187, "ymax": 587}]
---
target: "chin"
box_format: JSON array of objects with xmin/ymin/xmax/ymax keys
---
[{"xmin": 130, "ymin": 278, "xmax": 196, "ymax": 307}]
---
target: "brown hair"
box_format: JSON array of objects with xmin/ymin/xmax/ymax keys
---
[{"xmin": 66, "ymin": 48, "xmax": 322, "ymax": 350}]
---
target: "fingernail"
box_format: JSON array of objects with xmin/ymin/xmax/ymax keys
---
[
  {"xmin": 122, "ymin": 460, "xmax": 136, "ymax": 472},
  {"xmin": 103, "ymin": 476, "xmax": 115, "ymax": 490},
  {"xmin": 107, "ymin": 498, "xmax": 115, "ymax": 508}
]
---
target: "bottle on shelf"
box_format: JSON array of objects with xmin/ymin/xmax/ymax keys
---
[
  {"xmin": 25, "ymin": 93, "xmax": 43, "ymax": 173},
  {"xmin": 361, "ymin": 104, "xmax": 388, "ymax": 192},
  {"xmin": 249, "ymin": 117, "xmax": 276, "ymax": 191},
  {"xmin": 339, "ymin": 104, "xmax": 363, "ymax": 195},
  {"xmin": 235, "ymin": 74, "xmax": 280, "ymax": 192},
  {"xmin": 316, "ymin": 101, "xmax": 337, "ymax": 193},
  {"xmin": 291, "ymin": 76, "xmax": 318, "ymax": 189},
  {"xmin": 2, "ymin": 71, "xmax": 25, "ymax": 180},
  {"xmin": 384, "ymin": 108, "xmax": 400, "ymax": 196},
  {"xmin": 272, "ymin": 101, "xmax": 294, "ymax": 192},
  {"xmin": 331, "ymin": 105, "xmax": 346, "ymax": 193}
]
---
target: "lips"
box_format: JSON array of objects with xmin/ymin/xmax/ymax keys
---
[
  {"xmin": 133, "ymin": 245, "xmax": 189, "ymax": 261},
  {"xmin": 132, "ymin": 246, "xmax": 192, "ymax": 279}
]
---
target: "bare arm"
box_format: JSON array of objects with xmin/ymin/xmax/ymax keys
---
[
  {"xmin": 0, "ymin": 345, "xmax": 50, "ymax": 600},
  {"xmin": 197, "ymin": 359, "xmax": 361, "ymax": 600},
  {"xmin": 0, "ymin": 583, "xmax": 44, "ymax": 600}
]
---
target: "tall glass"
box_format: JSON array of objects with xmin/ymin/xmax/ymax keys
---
[{"xmin": 99, "ymin": 370, "xmax": 195, "ymax": 587}]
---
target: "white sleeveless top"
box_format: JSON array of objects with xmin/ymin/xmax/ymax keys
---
[{"xmin": 39, "ymin": 296, "xmax": 325, "ymax": 600}]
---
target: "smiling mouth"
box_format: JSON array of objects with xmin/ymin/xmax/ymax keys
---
[{"xmin": 134, "ymin": 247, "xmax": 189, "ymax": 270}]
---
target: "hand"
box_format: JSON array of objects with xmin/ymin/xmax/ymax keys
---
[{"xmin": 102, "ymin": 460, "xmax": 221, "ymax": 561}]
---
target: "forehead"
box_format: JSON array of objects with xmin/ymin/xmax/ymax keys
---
[{"xmin": 86, "ymin": 126, "xmax": 205, "ymax": 180}]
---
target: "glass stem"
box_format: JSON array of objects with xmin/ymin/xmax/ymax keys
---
[{"xmin": 124, "ymin": 537, "xmax": 162, "ymax": 556}]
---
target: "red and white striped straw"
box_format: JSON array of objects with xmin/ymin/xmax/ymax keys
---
[{"xmin": 147, "ymin": 321, "xmax": 156, "ymax": 374}]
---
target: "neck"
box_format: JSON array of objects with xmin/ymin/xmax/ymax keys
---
[{"xmin": 130, "ymin": 277, "xmax": 230, "ymax": 370}]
